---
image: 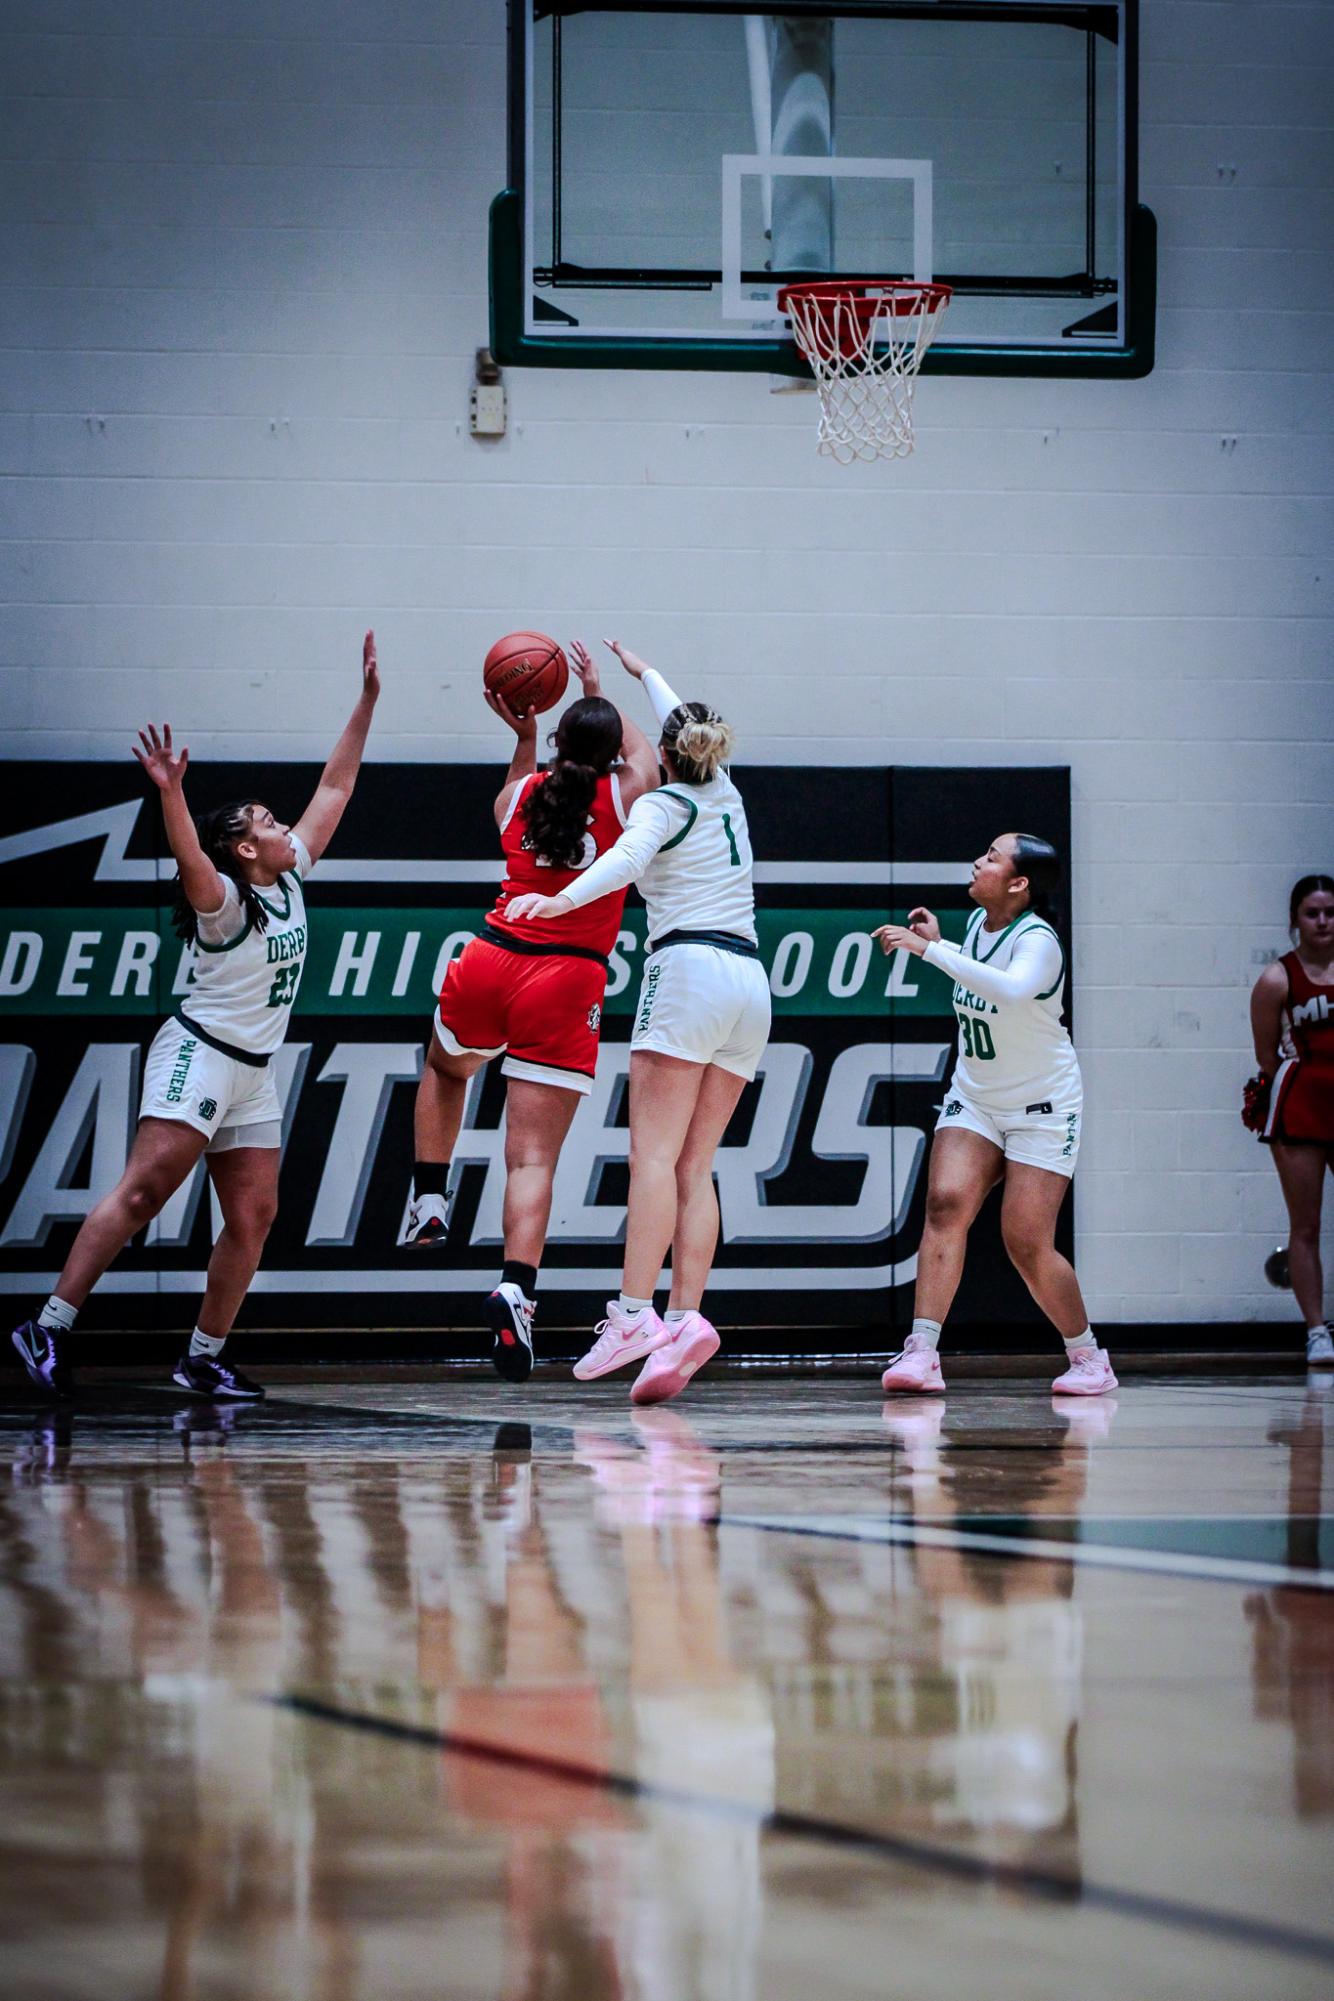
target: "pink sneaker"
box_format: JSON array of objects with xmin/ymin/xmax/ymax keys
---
[
  {"xmin": 881, "ymin": 1333, "xmax": 945, "ymax": 1394},
  {"xmin": 573, "ymin": 1302, "xmax": 669, "ymax": 1381},
  {"xmin": 629, "ymin": 1312, "xmax": 720, "ymax": 1407},
  {"xmin": 1051, "ymin": 1346, "xmax": 1118, "ymax": 1396}
]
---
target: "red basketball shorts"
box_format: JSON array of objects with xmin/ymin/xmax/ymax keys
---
[{"xmin": 435, "ymin": 936, "xmax": 606, "ymax": 1094}]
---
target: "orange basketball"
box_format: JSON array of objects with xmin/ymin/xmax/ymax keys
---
[{"xmin": 483, "ymin": 630, "xmax": 569, "ymax": 716}]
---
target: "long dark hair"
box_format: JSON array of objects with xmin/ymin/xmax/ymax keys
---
[
  {"xmin": 522, "ymin": 697, "xmax": 624, "ymax": 868},
  {"xmin": 1009, "ymin": 833, "xmax": 1062, "ymax": 925},
  {"xmin": 171, "ymin": 799, "xmax": 271, "ymax": 944},
  {"xmin": 1290, "ymin": 873, "xmax": 1334, "ymax": 927}
]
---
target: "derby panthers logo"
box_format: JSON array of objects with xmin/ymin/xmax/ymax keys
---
[
  {"xmin": 198, "ymin": 1098, "xmax": 218, "ymax": 1122},
  {"xmin": 943, "ymin": 1099, "xmax": 963, "ymax": 1118},
  {"xmin": 586, "ymin": 1003, "xmax": 602, "ymax": 1033}
]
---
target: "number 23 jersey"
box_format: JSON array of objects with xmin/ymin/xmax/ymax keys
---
[
  {"xmin": 179, "ymin": 833, "xmax": 312, "ymax": 1057},
  {"xmin": 931, "ymin": 907, "xmax": 1081, "ymax": 1112}
]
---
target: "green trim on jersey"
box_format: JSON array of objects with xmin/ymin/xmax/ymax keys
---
[
  {"xmin": 970, "ymin": 910, "xmax": 1029, "ymax": 962},
  {"xmin": 194, "ymin": 914, "xmax": 254, "ymax": 954},
  {"xmin": 255, "ymin": 876, "xmax": 294, "ymax": 921},
  {"xmin": 656, "ymin": 788, "xmax": 699, "ymax": 852}
]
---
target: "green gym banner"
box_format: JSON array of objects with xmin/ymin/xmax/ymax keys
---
[{"xmin": 0, "ymin": 761, "xmax": 1070, "ymax": 1339}]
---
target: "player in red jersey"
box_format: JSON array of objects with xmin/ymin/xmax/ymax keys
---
[
  {"xmin": 406, "ymin": 641, "xmax": 659, "ymax": 1380},
  {"xmin": 1250, "ymin": 873, "xmax": 1334, "ymax": 1366}
]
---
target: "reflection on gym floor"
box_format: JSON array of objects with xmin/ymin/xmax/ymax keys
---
[{"xmin": 0, "ymin": 1377, "xmax": 1330, "ymax": 2000}]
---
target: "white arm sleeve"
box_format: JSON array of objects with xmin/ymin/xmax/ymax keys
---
[
  {"xmin": 559, "ymin": 793, "xmax": 679, "ymax": 909},
  {"xmin": 640, "ymin": 668, "xmax": 684, "ymax": 727},
  {"xmin": 922, "ymin": 926, "xmax": 1063, "ymax": 1005}
]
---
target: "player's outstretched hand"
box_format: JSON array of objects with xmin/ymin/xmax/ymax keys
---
[
  {"xmin": 569, "ymin": 639, "xmax": 602, "ymax": 696},
  {"xmin": 872, "ymin": 921, "xmax": 929, "ymax": 959},
  {"xmin": 505, "ymin": 891, "xmax": 574, "ymax": 924},
  {"xmin": 906, "ymin": 906, "xmax": 941, "ymax": 943},
  {"xmin": 133, "ymin": 722, "xmax": 188, "ymax": 792},
  {"xmin": 362, "ymin": 628, "xmax": 381, "ymax": 702},
  {"xmin": 486, "ymin": 686, "xmax": 538, "ymax": 740},
  {"xmin": 603, "ymin": 638, "xmax": 650, "ymax": 680}
]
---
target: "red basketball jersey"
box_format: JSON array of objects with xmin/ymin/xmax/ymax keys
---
[{"xmin": 487, "ymin": 770, "xmax": 630, "ymax": 955}]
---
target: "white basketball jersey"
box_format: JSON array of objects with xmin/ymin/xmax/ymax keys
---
[
  {"xmin": 179, "ymin": 835, "xmax": 311, "ymax": 1056},
  {"xmin": 948, "ymin": 907, "xmax": 1080, "ymax": 1111},
  {"xmin": 637, "ymin": 771, "xmax": 757, "ymax": 946}
]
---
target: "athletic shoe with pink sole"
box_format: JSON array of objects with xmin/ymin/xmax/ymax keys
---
[
  {"xmin": 881, "ymin": 1333, "xmax": 945, "ymax": 1394},
  {"xmin": 573, "ymin": 1302, "xmax": 670, "ymax": 1381},
  {"xmin": 1051, "ymin": 1346, "xmax": 1118, "ymax": 1396},
  {"xmin": 629, "ymin": 1312, "xmax": 720, "ymax": 1407}
]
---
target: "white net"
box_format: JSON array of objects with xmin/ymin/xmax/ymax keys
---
[{"xmin": 780, "ymin": 281, "xmax": 952, "ymax": 464}]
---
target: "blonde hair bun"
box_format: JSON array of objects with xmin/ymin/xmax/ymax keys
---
[{"xmin": 663, "ymin": 703, "xmax": 735, "ymax": 784}]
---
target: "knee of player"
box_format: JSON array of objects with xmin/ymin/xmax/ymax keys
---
[
  {"xmin": 1001, "ymin": 1221, "xmax": 1046, "ymax": 1272},
  {"xmin": 123, "ymin": 1175, "xmax": 173, "ymax": 1226},
  {"xmin": 924, "ymin": 1185, "xmax": 972, "ymax": 1232}
]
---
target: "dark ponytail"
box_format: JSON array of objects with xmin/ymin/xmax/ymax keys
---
[
  {"xmin": 522, "ymin": 697, "xmax": 624, "ymax": 869},
  {"xmin": 1290, "ymin": 874, "xmax": 1334, "ymax": 928},
  {"xmin": 171, "ymin": 800, "xmax": 271, "ymax": 944},
  {"xmin": 1010, "ymin": 833, "xmax": 1062, "ymax": 925}
]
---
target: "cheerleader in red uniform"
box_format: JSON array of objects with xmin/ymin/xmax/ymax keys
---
[
  {"xmin": 1250, "ymin": 873, "xmax": 1334, "ymax": 1365},
  {"xmin": 407, "ymin": 641, "xmax": 659, "ymax": 1381}
]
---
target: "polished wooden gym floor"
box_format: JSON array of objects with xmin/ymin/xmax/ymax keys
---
[{"xmin": 1, "ymin": 1370, "xmax": 1331, "ymax": 1999}]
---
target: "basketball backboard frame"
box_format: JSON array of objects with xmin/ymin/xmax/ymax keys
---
[{"xmin": 490, "ymin": 0, "xmax": 1155, "ymax": 378}]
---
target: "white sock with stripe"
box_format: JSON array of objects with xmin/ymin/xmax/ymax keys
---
[
  {"xmin": 909, "ymin": 1318, "xmax": 941, "ymax": 1350},
  {"xmin": 188, "ymin": 1327, "xmax": 226, "ymax": 1359},
  {"xmin": 37, "ymin": 1295, "xmax": 78, "ymax": 1334}
]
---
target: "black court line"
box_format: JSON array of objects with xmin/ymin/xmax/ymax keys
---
[
  {"xmin": 720, "ymin": 1513, "xmax": 1334, "ymax": 1595},
  {"xmin": 269, "ymin": 1691, "xmax": 1334, "ymax": 1969}
]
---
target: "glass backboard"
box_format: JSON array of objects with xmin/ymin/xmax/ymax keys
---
[{"xmin": 491, "ymin": 0, "xmax": 1154, "ymax": 375}]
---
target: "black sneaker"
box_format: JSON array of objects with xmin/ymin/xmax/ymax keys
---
[
  {"xmin": 11, "ymin": 1321, "xmax": 75, "ymax": 1400},
  {"xmin": 172, "ymin": 1354, "xmax": 265, "ymax": 1400},
  {"xmin": 486, "ymin": 1283, "xmax": 535, "ymax": 1384}
]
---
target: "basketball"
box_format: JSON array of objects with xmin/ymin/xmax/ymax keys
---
[{"xmin": 483, "ymin": 630, "xmax": 569, "ymax": 715}]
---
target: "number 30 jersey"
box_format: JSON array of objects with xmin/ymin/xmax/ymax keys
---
[
  {"xmin": 178, "ymin": 833, "xmax": 312, "ymax": 1057},
  {"xmin": 922, "ymin": 907, "xmax": 1081, "ymax": 1113}
]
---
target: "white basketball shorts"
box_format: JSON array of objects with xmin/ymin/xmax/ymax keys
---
[
  {"xmin": 936, "ymin": 1077, "xmax": 1082, "ymax": 1178},
  {"xmin": 140, "ymin": 1017, "xmax": 282, "ymax": 1150},
  {"xmin": 631, "ymin": 943, "xmax": 772, "ymax": 1081}
]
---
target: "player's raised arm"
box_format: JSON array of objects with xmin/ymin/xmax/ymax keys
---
[
  {"xmin": 132, "ymin": 723, "xmax": 225, "ymax": 915},
  {"xmin": 571, "ymin": 639, "xmax": 658, "ymax": 806},
  {"xmin": 292, "ymin": 628, "xmax": 381, "ymax": 867},
  {"xmin": 489, "ymin": 684, "xmax": 540, "ymax": 826}
]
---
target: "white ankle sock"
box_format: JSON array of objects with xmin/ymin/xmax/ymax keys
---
[
  {"xmin": 1063, "ymin": 1328, "xmax": 1098, "ymax": 1357},
  {"xmin": 664, "ymin": 1308, "xmax": 690, "ymax": 1326},
  {"xmin": 910, "ymin": 1318, "xmax": 942, "ymax": 1350},
  {"xmin": 618, "ymin": 1294, "xmax": 653, "ymax": 1317},
  {"xmin": 188, "ymin": 1327, "xmax": 226, "ymax": 1359},
  {"xmin": 1308, "ymin": 1322, "xmax": 1330, "ymax": 1337},
  {"xmin": 38, "ymin": 1295, "xmax": 78, "ymax": 1334}
]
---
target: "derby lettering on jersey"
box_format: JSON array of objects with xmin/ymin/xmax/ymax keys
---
[
  {"xmin": 951, "ymin": 980, "xmax": 998, "ymax": 1016},
  {"xmin": 266, "ymin": 924, "xmax": 307, "ymax": 965}
]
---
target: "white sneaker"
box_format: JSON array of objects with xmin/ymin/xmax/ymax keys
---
[
  {"xmin": 573, "ymin": 1302, "xmax": 669, "ymax": 1381},
  {"xmin": 881, "ymin": 1332, "xmax": 945, "ymax": 1394},
  {"xmin": 629, "ymin": 1312, "xmax": 720, "ymax": 1407},
  {"xmin": 403, "ymin": 1191, "xmax": 449, "ymax": 1249},
  {"xmin": 1052, "ymin": 1346, "xmax": 1118, "ymax": 1396},
  {"xmin": 1306, "ymin": 1326, "xmax": 1334, "ymax": 1367}
]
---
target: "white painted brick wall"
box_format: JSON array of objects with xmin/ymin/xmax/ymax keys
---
[{"xmin": 1, "ymin": 0, "xmax": 1331, "ymax": 1325}]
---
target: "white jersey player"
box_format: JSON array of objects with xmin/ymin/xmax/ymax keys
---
[
  {"xmin": 873, "ymin": 833, "xmax": 1116, "ymax": 1401},
  {"xmin": 11, "ymin": 633, "xmax": 382, "ymax": 1406},
  {"xmin": 504, "ymin": 640, "xmax": 771, "ymax": 1405}
]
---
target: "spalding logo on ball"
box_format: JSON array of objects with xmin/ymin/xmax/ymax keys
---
[{"xmin": 483, "ymin": 631, "xmax": 569, "ymax": 716}]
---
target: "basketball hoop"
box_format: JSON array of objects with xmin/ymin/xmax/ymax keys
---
[{"xmin": 777, "ymin": 279, "xmax": 952, "ymax": 464}]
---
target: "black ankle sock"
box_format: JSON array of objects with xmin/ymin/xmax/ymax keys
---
[
  {"xmin": 502, "ymin": 1260, "xmax": 538, "ymax": 1299},
  {"xmin": 414, "ymin": 1161, "xmax": 448, "ymax": 1198}
]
